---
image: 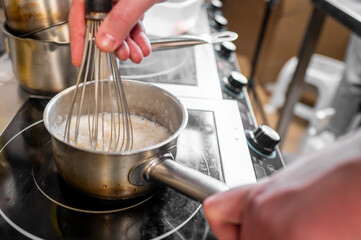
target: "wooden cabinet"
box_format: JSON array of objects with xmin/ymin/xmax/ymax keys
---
[{"xmin": 223, "ymin": 0, "xmax": 350, "ymax": 84}]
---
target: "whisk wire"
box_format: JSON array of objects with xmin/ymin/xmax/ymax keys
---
[
  {"xmin": 92, "ymin": 32, "xmax": 101, "ymax": 151},
  {"xmin": 65, "ymin": 18, "xmax": 133, "ymax": 153},
  {"xmin": 110, "ymin": 54, "xmax": 133, "ymax": 151},
  {"xmin": 76, "ymin": 21, "xmax": 95, "ymax": 145},
  {"xmin": 99, "ymin": 51, "xmax": 108, "ymax": 151},
  {"xmin": 105, "ymin": 67, "xmax": 116, "ymax": 151},
  {"xmin": 64, "ymin": 20, "xmax": 92, "ymax": 144},
  {"xmin": 108, "ymin": 54, "xmax": 122, "ymax": 151}
]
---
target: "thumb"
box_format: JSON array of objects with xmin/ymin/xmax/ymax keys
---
[{"xmin": 95, "ymin": 0, "xmax": 157, "ymax": 52}]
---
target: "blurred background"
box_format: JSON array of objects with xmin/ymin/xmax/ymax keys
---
[{"xmin": 222, "ymin": 0, "xmax": 352, "ymax": 162}]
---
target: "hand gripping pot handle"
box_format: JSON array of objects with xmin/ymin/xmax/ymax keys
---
[{"xmin": 130, "ymin": 153, "xmax": 229, "ymax": 202}]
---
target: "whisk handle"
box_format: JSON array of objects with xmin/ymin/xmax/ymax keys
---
[{"xmin": 85, "ymin": 0, "xmax": 113, "ymax": 14}]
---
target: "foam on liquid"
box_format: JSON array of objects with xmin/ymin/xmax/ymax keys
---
[{"xmin": 55, "ymin": 113, "xmax": 171, "ymax": 152}]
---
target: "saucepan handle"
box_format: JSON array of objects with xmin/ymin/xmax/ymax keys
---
[
  {"xmin": 150, "ymin": 31, "xmax": 238, "ymax": 51},
  {"xmin": 144, "ymin": 154, "xmax": 229, "ymax": 202}
]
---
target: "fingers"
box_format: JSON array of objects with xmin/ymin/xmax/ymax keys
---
[
  {"xmin": 204, "ymin": 186, "xmax": 252, "ymax": 223},
  {"xmin": 207, "ymin": 221, "xmax": 240, "ymax": 240},
  {"xmin": 125, "ymin": 37, "xmax": 143, "ymax": 64},
  {"xmin": 130, "ymin": 22, "xmax": 151, "ymax": 58},
  {"xmin": 69, "ymin": 0, "xmax": 156, "ymax": 64},
  {"xmin": 95, "ymin": 0, "xmax": 156, "ymax": 53},
  {"xmin": 115, "ymin": 41, "xmax": 130, "ymax": 61},
  {"xmin": 69, "ymin": 0, "xmax": 86, "ymax": 67},
  {"xmin": 203, "ymin": 186, "xmax": 253, "ymax": 240},
  {"xmin": 115, "ymin": 22, "xmax": 151, "ymax": 63}
]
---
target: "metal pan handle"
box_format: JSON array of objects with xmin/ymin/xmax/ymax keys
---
[
  {"xmin": 130, "ymin": 153, "xmax": 229, "ymax": 202},
  {"xmin": 150, "ymin": 31, "xmax": 238, "ymax": 51}
]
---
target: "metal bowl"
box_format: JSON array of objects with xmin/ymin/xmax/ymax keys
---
[{"xmin": 1, "ymin": 22, "xmax": 78, "ymax": 95}]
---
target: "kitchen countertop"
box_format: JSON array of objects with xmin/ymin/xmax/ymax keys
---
[{"xmin": 0, "ymin": 54, "xmax": 29, "ymax": 136}]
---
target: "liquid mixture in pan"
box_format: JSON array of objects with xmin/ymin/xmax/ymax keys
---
[{"xmin": 55, "ymin": 113, "xmax": 171, "ymax": 151}]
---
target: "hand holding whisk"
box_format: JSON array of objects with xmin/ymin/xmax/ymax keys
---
[{"xmin": 64, "ymin": 0, "xmax": 133, "ymax": 152}]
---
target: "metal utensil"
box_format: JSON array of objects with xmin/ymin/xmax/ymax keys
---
[
  {"xmin": 64, "ymin": 0, "xmax": 133, "ymax": 153},
  {"xmin": 21, "ymin": 22, "xmax": 238, "ymax": 49},
  {"xmin": 150, "ymin": 31, "xmax": 238, "ymax": 51}
]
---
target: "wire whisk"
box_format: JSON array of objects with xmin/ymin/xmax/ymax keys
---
[{"xmin": 64, "ymin": 3, "xmax": 133, "ymax": 152}]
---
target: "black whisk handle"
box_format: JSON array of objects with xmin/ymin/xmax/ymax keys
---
[{"xmin": 85, "ymin": 0, "xmax": 113, "ymax": 14}]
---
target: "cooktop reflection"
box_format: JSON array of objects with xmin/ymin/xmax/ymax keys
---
[
  {"xmin": 118, "ymin": 48, "xmax": 197, "ymax": 85},
  {"xmin": 0, "ymin": 98, "xmax": 224, "ymax": 240}
]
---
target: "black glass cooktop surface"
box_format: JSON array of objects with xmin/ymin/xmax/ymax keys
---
[
  {"xmin": 0, "ymin": 98, "xmax": 222, "ymax": 239},
  {"xmin": 118, "ymin": 48, "xmax": 197, "ymax": 86}
]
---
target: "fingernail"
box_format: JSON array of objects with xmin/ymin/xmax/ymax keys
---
[{"xmin": 99, "ymin": 33, "xmax": 116, "ymax": 51}]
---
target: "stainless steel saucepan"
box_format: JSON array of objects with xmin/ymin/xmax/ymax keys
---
[
  {"xmin": 43, "ymin": 80, "xmax": 229, "ymax": 201},
  {"xmin": 1, "ymin": 0, "xmax": 71, "ymax": 35},
  {"xmin": 2, "ymin": 21, "xmax": 237, "ymax": 95},
  {"xmin": 21, "ymin": 22, "xmax": 238, "ymax": 49},
  {"xmin": 1, "ymin": 22, "xmax": 78, "ymax": 95}
]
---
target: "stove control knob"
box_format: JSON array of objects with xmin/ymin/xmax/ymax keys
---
[
  {"xmin": 247, "ymin": 125, "xmax": 281, "ymax": 155},
  {"xmin": 218, "ymin": 41, "xmax": 236, "ymax": 58},
  {"xmin": 223, "ymin": 71, "xmax": 248, "ymax": 94},
  {"xmin": 210, "ymin": 0, "xmax": 223, "ymax": 11},
  {"xmin": 212, "ymin": 14, "xmax": 228, "ymax": 30}
]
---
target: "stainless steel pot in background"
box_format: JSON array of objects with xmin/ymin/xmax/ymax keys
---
[
  {"xmin": 0, "ymin": 13, "xmax": 235, "ymax": 95},
  {"xmin": 1, "ymin": 0, "xmax": 71, "ymax": 35},
  {"xmin": 0, "ymin": 2, "xmax": 6, "ymax": 55},
  {"xmin": 0, "ymin": 23, "xmax": 4, "ymax": 56},
  {"xmin": 1, "ymin": 23, "xmax": 78, "ymax": 95},
  {"xmin": 44, "ymin": 80, "xmax": 229, "ymax": 201}
]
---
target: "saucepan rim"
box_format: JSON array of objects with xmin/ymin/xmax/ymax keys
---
[
  {"xmin": 43, "ymin": 79, "xmax": 189, "ymax": 156},
  {"xmin": 1, "ymin": 21, "xmax": 70, "ymax": 45}
]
